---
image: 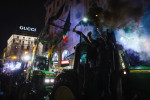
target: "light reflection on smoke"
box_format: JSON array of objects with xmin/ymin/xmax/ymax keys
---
[{"xmin": 115, "ymin": 21, "xmax": 150, "ymax": 61}]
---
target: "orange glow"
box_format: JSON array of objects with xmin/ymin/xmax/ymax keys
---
[
  {"xmin": 11, "ymin": 56, "xmax": 17, "ymax": 60},
  {"xmin": 123, "ymin": 70, "xmax": 127, "ymax": 74},
  {"xmin": 24, "ymin": 51, "xmax": 29, "ymax": 54}
]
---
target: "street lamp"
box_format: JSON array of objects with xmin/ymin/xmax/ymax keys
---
[
  {"xmin": 95, "ymin": 14, "xmax": 98, "ymax": 17},
  {"xmin": 82, "ymin": 17, "xmax": 88, "ymax": 23}
]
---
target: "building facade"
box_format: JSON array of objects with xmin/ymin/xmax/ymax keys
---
[
  {"xmin": 5, "ymin": 31, "xmax": 43, "ymax": 62},
  {"xmin": 44, "ymin": 0, "xmax": 104, "ymax": 69}
]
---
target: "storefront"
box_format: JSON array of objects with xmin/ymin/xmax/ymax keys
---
[
  {"xmin": 52, "ymin": 52, "xmax": 59, "ymax": 70},
  {"xmin": 61, "ymin": 49, "xmax": 74, "ymax": 69},
  {"xmin": 62, "ymin": 50, "xmax": 70, "ymax": 60}
]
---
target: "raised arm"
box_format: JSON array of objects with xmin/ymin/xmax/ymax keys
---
[{"xmin": 72, "ymin": 27, "xmax": 92, "ymax": 45}]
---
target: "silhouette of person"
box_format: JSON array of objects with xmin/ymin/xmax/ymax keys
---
[{"xmin": 73, "ymin": 27, "xmax": 112, "ymax": 100}]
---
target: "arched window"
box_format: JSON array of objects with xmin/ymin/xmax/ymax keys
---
[
  {"xmin": 62, "ymin": 50, "xmax": 69, "ymax": 60},
  {"xmin": 52, "ymin": 52, "xmax": 58, "ymax": 62}
]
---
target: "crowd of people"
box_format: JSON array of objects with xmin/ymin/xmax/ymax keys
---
[{"xmin": 73, "ymin": 27, "xmax": 114, "ymax": 100}]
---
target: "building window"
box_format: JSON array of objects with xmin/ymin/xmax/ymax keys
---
[
  {"xmin": 23, "ymin": 37, "xmax": 25, "ymax": 39},
  {"xmin": 27, "ymin": 46, "xmax": 30, "ymax": 50},
  {"xmin": 52, "ymin": 52, "xmax": 58, "ymax": 62},
  {"xmin": 17, "ymin": 36, "xmax": 19, "ymax": 39},
  {"xmin": 57, "ymin": 1, "xmax": 59, "ymax": 6},
  {"xmin": 13, "ymin": 39, "xmax": 15, "ymax": 43},
  {"xmin": 79, "ymin": 51, "xmax": 87, "ymax": 65},
  {"xmin": 76, "ymin": 0, "xmax": 80, "ymax": 4},
  {"xmin": 22, "ymin": 41, "xmax": 24, "ymax": 44},
  {"xmin": 62, "ymin": 50, "xmax": 69, "ymax": 60},
  {"xmin": 21, "ymin": 45, "xmax": 24, "ymax": 50}
]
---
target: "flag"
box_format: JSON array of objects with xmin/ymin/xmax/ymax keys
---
[
  {"xmin": 63, "ymin": 8, "xmax": 71, "ymax": 32},
  {"xmin": 39, "ymin": 3, "xmax": 65, "ymax": 41},
  {"xmin": 63, "ymin": 8, "xmax": 71, "ymax": 43},
  {"xmin": 63, "ymin": 32, "xmax": 68, "ymax": 43},
  {"xmin": 48, "ymin": 3, "xmax": 66, "ymax": 25}
]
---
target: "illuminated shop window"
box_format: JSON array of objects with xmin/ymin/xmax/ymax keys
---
[
  {"xmin": 52, "ymin": 52, "xmax": 58, "ymax": 62},
  {"xmin": 62, "ymin": 50, "xmax": 69, "ymax": 60}
]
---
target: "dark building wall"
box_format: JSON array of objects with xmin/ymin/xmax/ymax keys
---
[{"xmin": 44, "ymin": 0, "xmax": 103, "ymax": 67}]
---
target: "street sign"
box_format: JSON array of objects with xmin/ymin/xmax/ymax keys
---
[{"xmin": 61, "ymin": 60, "xmax": 69, "ymax": 67}]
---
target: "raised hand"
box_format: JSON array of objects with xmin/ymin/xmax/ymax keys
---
[{"xmin": 72, "ymin": 26, "xmax": 77, "ymax": 32}]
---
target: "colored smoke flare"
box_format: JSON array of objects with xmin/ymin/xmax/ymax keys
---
[{"xmin": 115, "ymin": 11, "xmax": 150, "ymax": 65}]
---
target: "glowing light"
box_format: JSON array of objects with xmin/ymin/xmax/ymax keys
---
[
  {"xmin": 120, "ymin": 37, "xmax": 124, "ymax": 41},
  {"xmin": 50, "ymin": 79, "xmax": 54, "ymax": 83},
  {"xmin": 11, "ymin": 68, "xmax": 15, "ymax": 71},
  {"xmin": 96, "ymin": 14, "xmax": 98, "ymax": 17},
  {"xmin": 23, "ymin": 55, "xmax": 31, "ymax": 61},
  {"xmin": 61, "ymin": 60, "xmax": 69, "ymax": 64},
  {"xmin": 24, "ymin": 51, "xmax": 29, "ymax": 54},
  {"xmin": 45, "ymin": 79, "xmax": 50, "ymax": 83},
  {"xmin": 82, "ymin": 17, "xmax": 88, "ymax": 22},
  {"xmin": 11, "ymin": 56, "xmax": 17, "ymax": 60},
  {"xmin": 123, "ymin": 70, "xmax": 127, "ymax": 74},
  {"xmin": 15, "ymin": 62, "xmax": 21, "ymax": 69},
  {"xmin": 127, "ymin": 37, "xmax": 131, "ymax": 40},
  {"xmin": 9, "ymin": 63, "xmax": 14, "ymax": 68}
]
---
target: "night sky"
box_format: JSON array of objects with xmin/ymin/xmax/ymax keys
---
[{"xmin": 0, "ymin": 0, "xmax": 46, "ymax": 58}]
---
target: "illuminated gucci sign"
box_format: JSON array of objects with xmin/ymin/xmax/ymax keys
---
[{"xmin": 19, "ymin": 26, "xmax": 36, "ymax": 32}]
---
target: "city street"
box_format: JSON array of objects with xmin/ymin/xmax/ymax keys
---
[{"xmin": 0, "ymin": 0, "xmax": 150, "ymax": 100}]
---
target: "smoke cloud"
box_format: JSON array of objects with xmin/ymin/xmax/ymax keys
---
[
  {"xmin": 115, "ymin": 20, "xmax": 150, "ymax": 61},
  {"xmin": 89, "ymin": 0, "xmax": 150, "ymax": 29}
]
